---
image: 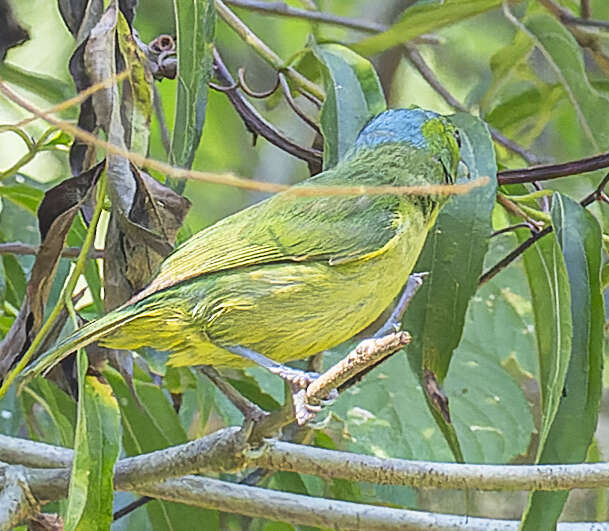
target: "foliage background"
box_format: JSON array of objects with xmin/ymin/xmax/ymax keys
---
[{"xmin": 1, "ymin": 0, "xmax": 609, "ymax": 529}]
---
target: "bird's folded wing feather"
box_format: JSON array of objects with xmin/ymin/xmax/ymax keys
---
[{"xmin": 129, "ymin": 187, "xmax": 403, "ymax": 303}]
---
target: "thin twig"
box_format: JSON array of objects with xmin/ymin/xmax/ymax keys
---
[
  {"xmin": 480, "ymin": 172, "xmax": 609, "ymax": 284},
  {"xmin": 498, "ymin": 151, "xmax": 609, "ymax": 184},
  {"xmin": 305, "ymin": 332, "xmax": 411, "ymax": 405},
  {"xmin": 225, "ymin": 0, "xmax": 387, "ymax": 33},
  {"xmin": 113, "ymin": 496, "xmax": 151, "ymax": 521},
  {"xmin": 496, "ymin": 193, "xmax": 544, "ymax": 230},
  {"xmin": 223, "ymin": 0, "xmax": 440, "ymax": 45},
  {"xmin": 152, "ymin": 85, "xmax": 171, "ymax": 156},
  {"xmin": 212, "ymin": 48, "xmax": 320, "ymax": 165},
  {"xmin": 0, "ymin": 77, "xmax": 486, "ymax": 198},
  {"xmin": 278, "ymin": 73, "xmax": 320, "ymax": 134},
  {"xmin": 0, "ymin": 242, "xmax": 104, "ymax": 259},
  {"xmin": 4, "ymin": 70, "xmax": 129, "ymax": 130},
  {"xmin": 491, "ymin": 223, "xmax": 537, "ymax": 238},
  {"xmin": 200, "ymin": 366, "xmax": 268, "ymax": 421}
]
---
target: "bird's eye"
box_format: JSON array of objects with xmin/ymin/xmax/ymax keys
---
[{"xmin": 454, "ymin": 130, "xmax": 461, "ymax": 148}]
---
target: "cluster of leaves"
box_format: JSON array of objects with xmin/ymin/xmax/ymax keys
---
[{"xmin": 0, "ymin": 0, "xmax": 608, "ymax": 529}]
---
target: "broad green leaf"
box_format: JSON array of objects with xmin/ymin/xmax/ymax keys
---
[
  {"xmin": 522, "ymin": 194, "xmax": 603, "ymax": 529},
  {"xmin": 65, "ymin": 350, "xmax": 120, "ymax": 531},
  {"xmin": 390, "ymin": 113, "xmax": 496, "ymax": 461},
  {"xmin": 518, "ymin": 216, "xmax": 572, "ymax": 455},
  {"xmin": 2, "ymin": 253, "xmax": 26, "ymax": 309},
  {"xmin": 404, "ymin": 114, "xmax": 496, "ymax": 380},
  {"xmin": 116, "ymin": 12, "xmax": 152, "ymax": 157},
  {"xmin": 170, "ymin": 0, "xmax": 215, "ymax": 171},
  {"xmin": 352, "ymin": 0, "xmax": 502, "ymax": 56},
  {"xmin": 106, "ymin": 368, "xmax": 218, "ymax": 530},
  {"xmin": 0, "ymin": 184, "xmax": 44, "ymax": 215},
  {"xmin": 513, "ymin": 13, "xmax": 609, "ymax": 152},
  {"xmin": 312, "ymin": 42, "xmax": 386, "ymax": 169},
  {"xmin": 484, "ymin": 85, "xmax": 564, "ymax": 134}
]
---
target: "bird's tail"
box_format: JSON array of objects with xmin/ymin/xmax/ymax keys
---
[{"xmin": 20, "ymin": 305, "xmax": 143, "ymax": 383}]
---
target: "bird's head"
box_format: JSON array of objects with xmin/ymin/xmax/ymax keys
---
[{"xmin": 352, "ymin": 107, "xmax": 463, "ymax": 184}]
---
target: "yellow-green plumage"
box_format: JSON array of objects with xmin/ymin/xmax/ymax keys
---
[{"xmin": 24, "ymin": 109, "xmax": 461, "ymax": 378}]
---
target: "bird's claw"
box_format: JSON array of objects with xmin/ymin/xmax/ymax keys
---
[{"xmin": 269, "ymin": 366, "xmax": 337, "ymax": 425}]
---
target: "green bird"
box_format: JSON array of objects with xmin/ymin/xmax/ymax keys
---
[{"xmin": 21, "ymin": 108, "xmax": 462, "ymax": 389}]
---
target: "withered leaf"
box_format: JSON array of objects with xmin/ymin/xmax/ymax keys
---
[
  {"xmin": 0, "ymin": 0, "xmax": 29, "ymax": 61},
  {"xmin": 0, "ymin": 162, "xmax": 103, "ymax": 376}
]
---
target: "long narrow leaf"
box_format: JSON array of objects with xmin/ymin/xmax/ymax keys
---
[
  {"xmin": 170, "ymin": 0, "xmax": 215, "ymax": 171},
  {"xmin": 352, "ymin": 0, "xmax": 502, "ymax": 56},
  {"xmin": 65, "ymin": 350, "xmax": 120, "ymax": 531},
  {"xmin": 398, "ymin": 113, "xmax": 495, "ymax": 463},
  {"xmin": 521, "ymin": 194, "xmax": 603, "ymax": 529}
]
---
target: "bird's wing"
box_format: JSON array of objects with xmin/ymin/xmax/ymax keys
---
[{"xmin": 130, "ymin": 184, "xmax": 404, "ymax": 302}]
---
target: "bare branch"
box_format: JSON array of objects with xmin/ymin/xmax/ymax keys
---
[
  {"xmin": 212, "ymin": 49, "xmax": 322, "ymax": 166},
  {"xmin": 498, "ymin": 151, "xmax": 609, "ymax": 184},
  {"xmin": 225, "ymin": 0, "xmax": 388, "ymax": 33},
  {"xmin": 0, "ymin": 242, "xmax": 103, "ymax": 259}
]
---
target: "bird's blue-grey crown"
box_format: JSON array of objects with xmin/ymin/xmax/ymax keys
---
[{"xmin": 353, "ymin": 108, "xmax": 440, "ymax": 150}]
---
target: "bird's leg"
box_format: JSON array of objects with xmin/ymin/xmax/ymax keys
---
[
  {"xmin": 200, "ymin": 366, "xmax": 268, "ymax": 423},
  {"xmin": 374, "ymin": 272, "xmax": 427, "ymax": 338},
  {"xmin": 221, "ymin": 344, "xmax": 337, "ymax": 421},
  {"xmin": 338, "ymin": 272, "xmax": 428, "ymax": 393}
]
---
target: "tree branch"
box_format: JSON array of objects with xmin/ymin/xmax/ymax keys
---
[
  {"xmin": 212, "ymin": 48, "xmax": 322, "ymax": 167},
  {"xmin": 7, "ymin": 430, "xmax": 609, "ymax": 495},
  {"xmin": 225, "ymin": 0, "xmax": 387, "ymax": 33},
  {"xmin": 0, "ymin": 465, "xmax": 39, "ymax": 530},
  {"xmin": 0, "ymin": 242, "xmax": 104, "ymax": 259}
]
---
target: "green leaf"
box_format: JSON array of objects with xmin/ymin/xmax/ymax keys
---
[
  {"xmin": 0, "ymin": 63, "xmax": 74, "ymax": 105},
  {"xmin": 383, "ymin": 113, "xmax": 495, "ymax": 461},
  {"xmin": 521, "ymin": 194, "xmax": 603, "ymax": 529},
  {"xmin": 352, "ymin": 0, "xmax": 502, "ymax": 56},
  {"xmin": 405, "ymin": 113, "xmax": 497, "ymax": 380},
  {"xmin": 23, "ymin": 379, "xmax": 76, "ymax": 447},
  {"xmin": 518, "ymin": 218, "xmax": 572, "ymax": 455},
  {"xmin": 0, "ymin": 184, "xmax": 44, "ymax": 215},
  {"xmin": 116, "ymin": 11, "xmax": 153, "ymax": 157},
  {"xmin": 480, "ymin": 30, "xmax": 534, "ymax": 114},
  {"xmin": 170, "ymin": 0, "xmax": 215, "ymax": 171},
  {"xmin": 312, "ymin": 42, "xmax": 386, "ymax": 169},
  {"xmin": 65, "ymin": 350, "xmax": 120, "ymax": 531},
  {"xmin": 106, "ymin": 368, "xmax": 219, "ymax": 530},
  {"xmin": 515, "ymin": 13, "xmax": 609, "ymax": 152}
]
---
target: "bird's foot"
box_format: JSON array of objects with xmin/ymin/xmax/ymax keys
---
[{"xmin": 269, "ymin": 366, "xmax": 338, "ymax": 425}]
